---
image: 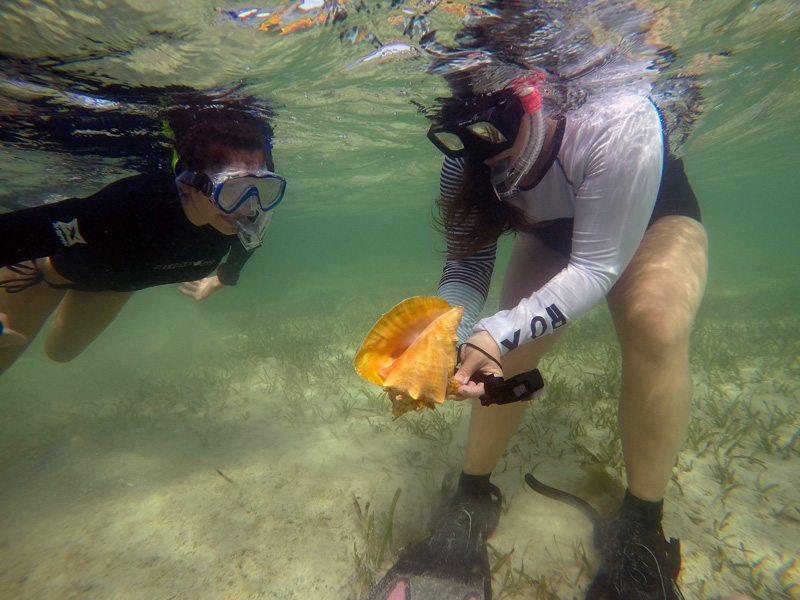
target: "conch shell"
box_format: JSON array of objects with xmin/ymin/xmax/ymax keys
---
[{"xmin": 355, "ymin": 297, "xmax": 464, "ymax": 419}]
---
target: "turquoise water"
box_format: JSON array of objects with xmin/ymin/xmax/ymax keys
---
[{"xmin": 1, "ymin": 1, "xmax": 799, "ymax": 599}]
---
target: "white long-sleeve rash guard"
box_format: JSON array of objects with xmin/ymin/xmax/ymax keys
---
[{"xmin": 437, "ymin": 93, "xmax": 664, "ymax": 354}]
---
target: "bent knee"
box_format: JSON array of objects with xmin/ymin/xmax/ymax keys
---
[
  {"xmin": 44, "ymin": 335, "xmax": 87, "ymax": 363},
  {"xmin": 45, "ymin": 345, "xmax": 83, "ymax": 363},
  {"xmin": 615, "ymin": 298, "xmax": 695, "ymax": 362}
]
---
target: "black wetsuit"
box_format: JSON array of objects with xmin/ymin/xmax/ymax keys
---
[{"xmin": 0, "ymin": 171, "xmax": 252, "ymax": 292}]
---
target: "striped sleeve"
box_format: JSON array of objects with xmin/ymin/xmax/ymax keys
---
[{"xmin": 436, "ymin": 157, "xmax": 498, "ymax": 343}]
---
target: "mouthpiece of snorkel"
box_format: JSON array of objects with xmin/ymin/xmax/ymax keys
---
[
  {"xmin": 490, "ymin": 72, "xmax": 546, "ymax": 201},
  {"xmin": 234, "ymin": 215, "xmax": 259, "ymax": 236},
  {"xmin": 234, "ymin": 209, "xmax": 274, "ymax": 251}
]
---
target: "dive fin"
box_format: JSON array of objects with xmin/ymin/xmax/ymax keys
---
[
  {"xmin": 368, "ymin": 477, "xmax": 499, "ymax": 600},
  {"xmin": 367, "ymin": 535, "xmax": 490, "ymax": 600}
]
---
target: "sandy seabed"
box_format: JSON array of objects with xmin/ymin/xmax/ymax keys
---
[{"xmin": 0, "ymin": 288, "xmax": 798, "ymax": 600}]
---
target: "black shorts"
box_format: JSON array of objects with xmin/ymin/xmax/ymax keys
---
[{"xmin": 531, "ymin": 155, "xmax": 701, "ymax": 256}]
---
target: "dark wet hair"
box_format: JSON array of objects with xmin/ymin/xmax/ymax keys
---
[
  {"xmin": 173, "ymin": 107, "xmax": 272, "ymax": 171},
  {"xmin": 166, "ymin": 100, "xmax": 275, "ymax": 173},
  {"xmin": 433, "ymin": 159, "xmax": 533, "ymax": 259}
]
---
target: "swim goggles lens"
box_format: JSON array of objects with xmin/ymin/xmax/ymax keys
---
[
  {"xmin": 465, "ymin": 122, "xmax": 507, "ymax": 143},
  {"xmin": 427, "ymin": 120, "xmax": 509, "ymax": 158},
  {"xmin": 177, "ymin": 169, "xmax": 286, "ymax": 214},
  {"xmin": 428, "ymin": 129, "xmax": 466, "ymax": 155},
  {"xmin": 213, "ymin": 173, "xmax": 286, "ymax": 214}
]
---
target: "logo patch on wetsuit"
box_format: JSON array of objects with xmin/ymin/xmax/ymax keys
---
[
  {"xmin": 153, "ymin": 260, "xmax": 217, "ymax": 270},
  {"xmin": 52, "ymin": 219, "xmax": 87, "ymax": 247}
]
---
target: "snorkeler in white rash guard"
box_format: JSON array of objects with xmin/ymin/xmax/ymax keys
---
[
  {"xmin": 370, "ymin": 1, "xmax": 707, "ymax": 596},
  {"xmin": 433, "ymin": 87, "xmax": 704, "ymax": 600},
  {"xmin": 435, "ymin": 88, "xmax": 703, "ymax": 600},
  {"xmin": 437, "ymin": 90, "xmax": 703, "ymax": 347}
]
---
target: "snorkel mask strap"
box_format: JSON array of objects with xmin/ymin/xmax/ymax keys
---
[
  {"xmin": 175, "ymin": 170, "xmax": 215, "ymax": 197},
  {"xmin": 491, "ymin": 71, "xmax": 547, "ymax": 201}
]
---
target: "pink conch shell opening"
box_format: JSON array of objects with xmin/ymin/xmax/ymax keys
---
[{"xmin": 355, "ymin": 297, "xmax": 464, "ymax": 419}]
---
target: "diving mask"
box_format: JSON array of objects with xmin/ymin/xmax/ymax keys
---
[
  {"xmin": 427, "ymin": 108, "xmax": 513, "ymax": 160},
  {"xmin": 176, "ymin": 167, "xmax": 286, "ymax": 214},
  {"xmin": 429, "ymin": 73, "xmax": 546, "ymax": 202},
  {"xmin": 176, "ymin": 167, "xmax": 286, "ymax": 250}
]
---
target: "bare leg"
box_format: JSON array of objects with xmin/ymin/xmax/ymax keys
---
[
  {"xmin": 45, "ymin": 289, "xmax": 134, "ymax": 363},
  {"xmin": 607, "ymin": 216, "xmax": 708, "ymax": 501},
  {"xmin": 463, "ymin": 234, "xmax": 569, "ymax": 475},
  {"xmin": 0, "ymin": 261, "xmax": 67, "ymax": 374}
]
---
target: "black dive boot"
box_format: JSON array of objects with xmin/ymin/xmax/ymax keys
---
[{"xmin": 586, "ymin": 492, "xmax": 684, "ymax": 600}]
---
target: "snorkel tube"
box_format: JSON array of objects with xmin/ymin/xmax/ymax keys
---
[{"xmin": 490, "ymin": 72, "xmax": 546, "ymax": 201}]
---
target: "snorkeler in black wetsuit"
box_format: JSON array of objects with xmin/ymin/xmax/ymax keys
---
[
  {"xmin": 0, "ymin": 106, "xmax": 286, "ymax": 372},
  {"xmin": 1, "ymin": 171, "xmax": 252, "ymax": 292}
]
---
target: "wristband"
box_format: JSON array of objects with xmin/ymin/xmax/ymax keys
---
[{"xmin": 472, "ymin": 369, "xmax": 545, "ymax": 406}]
